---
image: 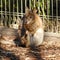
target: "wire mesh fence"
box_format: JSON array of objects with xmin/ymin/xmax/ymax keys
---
[{"xmin": 0, "ymin": 0, "xmax": 60, "ymax": 33}]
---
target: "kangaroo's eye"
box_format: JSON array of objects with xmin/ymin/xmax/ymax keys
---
[{"xmin": 30, "ymin": 16, "xmax": 32, "ymax": 18}]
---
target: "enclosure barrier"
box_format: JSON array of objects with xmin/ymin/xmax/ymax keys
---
[{"xmin": 0, "ymin": 0, "xmax": 60, "ymax": 33}]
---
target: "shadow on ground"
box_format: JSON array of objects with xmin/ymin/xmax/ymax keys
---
[{"xmin": 0, "ymin": 47, "xmax": 20, "ymax": 60}]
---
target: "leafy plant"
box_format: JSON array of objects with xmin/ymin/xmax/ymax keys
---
[{"xmin": 31, "ymin": 0, "xmax": 50, "ymax": 16}]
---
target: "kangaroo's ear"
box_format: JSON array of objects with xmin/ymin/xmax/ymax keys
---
[
  {"xmin": 25, "ymin": 7, "xmax": 29, "ymax": 14},
  {"xmin": 33, "ymin": 8, "xmax": 37, "ymax": 13}
]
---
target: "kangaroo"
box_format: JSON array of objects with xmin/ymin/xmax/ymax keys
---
[{"xmin": 22, "ymin": 8, "xmax": 44, "ymax": 47}]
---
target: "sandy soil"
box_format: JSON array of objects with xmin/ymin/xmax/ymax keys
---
[{"xmin": 0, "ymin": 36, "xmax": 60, "ymax": 60}]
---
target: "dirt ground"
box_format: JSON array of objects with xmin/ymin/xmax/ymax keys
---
[{"xmin": 0, "ymin": 36, "xmax": 60, "ymax": 60}]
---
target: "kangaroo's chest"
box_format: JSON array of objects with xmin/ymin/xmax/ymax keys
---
[{"xmin": 28, "ymin": 28, "xmax": 44, "ymax": 46}]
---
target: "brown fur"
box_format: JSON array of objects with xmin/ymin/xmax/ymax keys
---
[
  {"xmin": 22, "ymin": 8, "xmax": 44, "ymax": 47},
  {"xmin": 24, "ymin": 8, "xmax": 43, "ymax": 34}
]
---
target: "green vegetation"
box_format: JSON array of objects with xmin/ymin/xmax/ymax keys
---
[{"xmin": 0, "ymin": 0, "xmax": 50, "ymax": 15}]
